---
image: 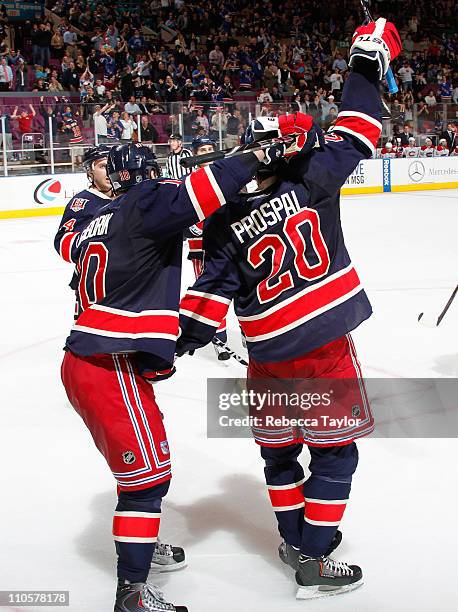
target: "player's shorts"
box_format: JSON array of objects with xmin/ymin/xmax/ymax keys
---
[
  {"xmin": 61, "ymin": 351, "xmax": 172, "ymax": 491},
  {"xmin": 247, "ymin": 334, "xmax": 374, "ymax": 447}
]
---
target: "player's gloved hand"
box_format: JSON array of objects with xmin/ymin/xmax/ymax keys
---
[
  {"xmin": 349, "ymin": 18, "xmax": 402, "ymax": 80},
  {"xmin": 278, "ymin": 113, "xmax": 325, "ymax": 157},
  {"xmin": 262, "ymin": 140, "xmax": 287, "ymax": 166},
  {"xmin": 142, "ymin": 366, "xmax": 176, "ymax": 384}
]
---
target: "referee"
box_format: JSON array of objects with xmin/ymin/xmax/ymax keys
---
[{"xmin": 165, "ymin": 133, "xmax": 192, "ymax": 179}]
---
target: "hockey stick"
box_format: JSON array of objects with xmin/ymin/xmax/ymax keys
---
[
  {"xmin": 212, "ymin": 337, "xmax": 248, "ymax": 366},
  {"xmin": 418, "ymin": 284, "xmax": 458, "ymax": 327},
  {"xmin": 360, "ymin": 0, "xmax": 398, "ymax": 94},
  {"xmin": 180, "ymin": 134, "xmax": 296, "ymax": 169}
]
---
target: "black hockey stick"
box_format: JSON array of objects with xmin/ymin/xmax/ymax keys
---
[
  {"xmin": 212, "ymin": 337, "xmax": 248, "ymax": 366},
  {"xmin": 418, "ymin": 284, "xmax": 458, "ymax": 327},
  {"xmin": 180, "ymin": 134, "xmax": 296, "ymax": 169}
]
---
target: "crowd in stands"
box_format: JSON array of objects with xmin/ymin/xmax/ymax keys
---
[{"xmin": 0, "ymin": 0, "xmax": 456, "ymax": 161}]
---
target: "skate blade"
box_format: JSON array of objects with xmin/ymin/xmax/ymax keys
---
[
  {"xmin": 149, "ymin": 560, "xmax": 187, "ymax": 573},
  {"xmin": 296, "ymin": 578, "xmax": 363, "ymax": 600}
]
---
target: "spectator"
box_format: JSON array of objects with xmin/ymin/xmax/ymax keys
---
[
  {"xmin": 124, "ymin": 96, "xmax": 142, "ymax": 115},
  {"xmin": 209, "ymin": 45, "xmax": 224, "ymax": 66},
  {"xmin": 0, "ymin": 57, "xmax": 13, "ymax": 90},
  {"xmin": 11, "ymin": 104, "xmax": 36, "ymax": 137},
  {"xmin": 398, "ymin": 62, "xmax": 414, "ymax": 91},
  {"xmin": 441, "ymin": 123, "xmax": 457, "ymax": 150},
  {"xmin": 424, "ymin": 90, "xmax": 437, "ymax": 107},
  {"xmin": 15, "ymin": 58, "xmax": 28, "ymax": 91},
  {"xmin": 138, "ymin": 115, "xmax": 158, "ymax": 143},
  {"xmin": 107, "ymin": 110, "xmax": 123, "ymax": 141},
  {"xmin": 35, "ymin": 23, "xmax": 52, "ymax": 68},
  {"xmin": 119, "ymin": 111, "xmax": 137, "ymax": 142},
  {"xmin": 332, "ymin": 53, "xmax": 348, "ymax": 72},
  {"xmin": 39, "ymin": 96, "xmax": 59, "ymax": 141},
  {"xmin": 399, "ymin": 124, "xmax": 414, "ymax": 146},
  {"xmin": 329, "ymin": 68, "xmax": 343, "ymax": 99},
  {"xmin": 439, "ymin": 76, "xmax": 452, "ymax": 102},
  {"xmin": 93, "ymin": 102, "xmax": 115, "ymax": 143},
  {"xmin": 51, "ymin": 27, "xmax": 65, "ymax": 59},
  {"xmin": 225, "ymin": 108, "xmax": 240, "ymax": 148},
  {"xmin": 128, "ymin": 29, "xmax": 145, "ymax": 52}
]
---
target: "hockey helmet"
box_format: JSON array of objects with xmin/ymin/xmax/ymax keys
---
[
  {"xmin": 107, "ymin": 143, "xmax": 151, "ymax": 194},
  {"xmin": 83, "ymin": 144, "xmax": 111, "ymax": 171},
  {"xmin": 191, "ymin": 136, "xmax": 217, "ymax": 153},
  {"xmin": 244, "ymin": 116, "xmax": 280, "ymax": 146}
]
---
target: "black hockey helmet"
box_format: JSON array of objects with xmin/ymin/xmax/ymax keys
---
[
  {"xmin": 191, "ymin": 136, "xmax": 216, "ymax": 153},
  {"xmin": 143, "ymin": 146, "xmax": 162, "ymax": 178},
  {"xmin": 244, "ymin": 117, "xmax": 283, "ymax": 178},
  {"xmin": 83, "ymin": 144, "xmax": 111, "ymax": 171},
  {"xmin": 107, "ymin": 143, "xmax": 150, "ymax": 194}
]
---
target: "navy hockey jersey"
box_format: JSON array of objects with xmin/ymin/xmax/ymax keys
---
[
  {"xmin": 55, "ymin": 188, "xmax": 112, "ymax": 264},
  {"xmin": 56, "ymin": 154, "xmax": 260, "ymax": 369},
  {"xmin": 177, "ymin": 72, "xmax": 381, "ymax": 363}
]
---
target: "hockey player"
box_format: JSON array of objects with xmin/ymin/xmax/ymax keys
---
[
  {"xmin": 380, "ymin": 140, "xmax": 396, "ymax": 158},
  {"xmin": 436, "ymin": 138, "xmax": 450, "ymax": 157},
  {"xmin": 402, "ymin": 136, "xmax": 420, "ymax": 158},
  {"xmin": 419, "ymin": 137, "xmax": 436, "ymax": 157},
  {"xmin": 56, "ymin": 142, "xmax": 281, "ymax": 611},
  {"xmin": 177, "ymin": 17, "xmax": 401, "ymax": 600},
  {"xmin": 55, "ymin": 145, "xmax": 183, "ymax": 575},
  {"xmin": 55, "ymin": 145, "xmax": 113, "ymax": 263},
  {"xmin": 185, "ymin": 136, "xmax": 230, "ymax": 361}
]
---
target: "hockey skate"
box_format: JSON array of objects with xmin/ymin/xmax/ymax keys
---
[
  {"xmin": 150, "ymin": 539, "xmax": 186, "ymax": 572},
  {"xmin": 115, "ymin": 581, "xmax": 188, "ymax": 611},
  {"xmin": 295, "ymin": 554, "xmax": 363, "ymax": 600},
  {"xmin": 279, "ymin": 529, "xmax": 342, "ymax": 570}
]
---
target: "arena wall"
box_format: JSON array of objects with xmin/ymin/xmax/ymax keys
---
[{"xmin": 1, "ymin": 157, "xmax": 457, "ymax": 219}]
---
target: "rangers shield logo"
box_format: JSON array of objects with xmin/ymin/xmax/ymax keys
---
[{"xmin": 70, "ymin": 198, "xmax": 89, "ymax": 212}]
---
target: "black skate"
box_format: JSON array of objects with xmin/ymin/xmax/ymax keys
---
[
  {"xmin": 150, "ymin": 540, "xmax": 186, "ymax": 573},
  {"xmin": 295, "ymin": 554, "xmax": 363, "ymax": 599},
  {"xmin": 279, "ymin": 530, "xmax": 342, "ymax": 570},
  {"xmin": 115, "ymin": 581, "xmax": 187, "ymax": 611}
]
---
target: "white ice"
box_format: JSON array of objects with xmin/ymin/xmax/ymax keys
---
[{"xmin": 0, "ymin": 190, "xmax": 457, "ymax": 612}]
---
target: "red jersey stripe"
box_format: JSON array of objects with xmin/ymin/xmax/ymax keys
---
[
  {"xmin": 186, "ymin": 166, "xmax": 226, "ymax": 220},
  {"xmin": 74, "ymin": 307, "xmax": 179, "ymax": 338},
  {"xmin": 180, "ymin": 291, "xmax": 230, "ymax": 326},
  {"xmin": 239, "ymin": 266, "xmax": 361, "ymax": 342},
  {"xmin": 59, "ymin": 231, "xmax": 79, "ymax": 263}
]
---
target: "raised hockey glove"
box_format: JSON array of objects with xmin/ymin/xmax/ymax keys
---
[
  {"xmin": 278, "ymin": 113, "xmax": 325, "ymax": 157},
  {"xmin": 349, "ymin": 18, "xmax": 402, "ymax": 80}
]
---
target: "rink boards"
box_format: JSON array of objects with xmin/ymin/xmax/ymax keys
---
[{"xmin": 0, "ymin": 156, "xmax": 457, "ymax": 218}]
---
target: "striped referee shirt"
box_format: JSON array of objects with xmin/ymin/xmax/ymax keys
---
[{"xmin": 166, "ymin": 147, "xmax": 193, "ymax": 179}]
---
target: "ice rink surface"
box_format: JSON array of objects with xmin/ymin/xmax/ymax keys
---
[{"xmin": 1, "ymin": 190, "xmax": 457, "ymax": 612}]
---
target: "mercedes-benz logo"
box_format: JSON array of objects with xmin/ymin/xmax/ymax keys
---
[{"xmin": 408, "ymin": 161, "xmax": 425, "ymax": 182}]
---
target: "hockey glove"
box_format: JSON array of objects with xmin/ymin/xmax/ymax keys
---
[
  {"xmin": 142, "ymin": 366, "xmax": 176, "ymax": 384},
  {"xmin": 349, "ymin": 18, "xmax": 402, "ymax": 80},
  {"xmin": 278, "ymin": 113, "xmax": 325, "ymax": 157}
]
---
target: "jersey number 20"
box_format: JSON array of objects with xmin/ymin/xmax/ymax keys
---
[{"xmin": 247, "ymin": 208, "xmax": 330, "ymax": 304}]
